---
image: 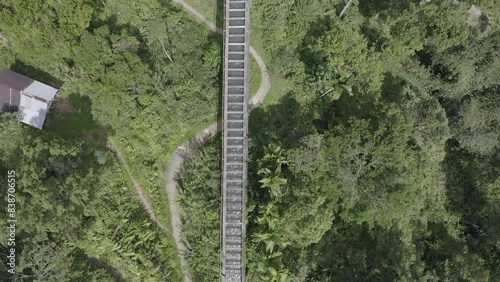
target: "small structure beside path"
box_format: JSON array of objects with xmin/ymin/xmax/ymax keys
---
[{"xmin": 0, "ymin": 69, "xmax": 59, "ymax": 129}]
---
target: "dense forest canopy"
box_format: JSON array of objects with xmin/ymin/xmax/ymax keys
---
[{"xmin": 248, "ymin": 0, "xmax": 500, "ymax": 280}]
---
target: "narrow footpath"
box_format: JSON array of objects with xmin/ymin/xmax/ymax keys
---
[{"xmin": 107, "ymin": 137, "xmax": 171, "ymax": 234}]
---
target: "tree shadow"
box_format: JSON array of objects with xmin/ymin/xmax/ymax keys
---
[
  {"xmin": 36, "ymin": 94, "xmax": 114, "ymax": 212},
  {"xmin": 216, "ymin": 0, "xmax": 224, "ymax": 31},
  {"xmin": 205, "ymin": 29, "xmax": 224, "ymax": 127},
  {"xmin": 88, "ymin": 14, "xmax": 151, "ymax": 67},
  {"xmin": 246, "ymin": 93, "xmax": 316, "ymax": 214},
  {"xmin": 441, "ymin": 140, "xmax": 500, "ymax": 276},
  {"xmin": 306, "ymin": 219, "xmax": 408, "ymax": 281},
  {"xmin": 74, "ymin": 249, "xmax": 127, "ymax": 282},
  {"xmin": 320, "ymin": 89, "xmax": 380, "ymax": 132},
  {"xmin": 249, "ymin": 93, "xmax": 315, "ymax": 153},
  {"xmin": 418, "ymin": 221, "xmax": 466, "ymax": 274},
  {"xmin": 89, "ymin": 14, "xmax": 174, "ymax": 82},
  {"xmin": 10, "ymin": 60, "xmax": 63, "ymax": 89},
  {"xmin": 358, "ymin": 0, "xmax": 414, "ymax": 19},
  {"xmin": 380, "ymin": 72, "xmax": 406, "ymax": 104},
  {"xmin": 0, "ymin": 92, "xmax": 119, "ymax": 256},
  {"xmin": 443, "ymin": 140, "xmax": 499, "ymax": 247},
  {"xmin": 361, "ymin": 24, "xmax": 388, "ymax": 52},
  {"xmin": 417, "ymin": 219, "xmax": 496, "ymax": 280},
  {"xmin": 44, "ymin": 93, "xmax": 115, "ymax": 146},
  {"xmin": 299, "ymin": 16, "xmax": 333, "ymax": 78}
]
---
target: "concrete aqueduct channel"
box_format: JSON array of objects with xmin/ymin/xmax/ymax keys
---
[{"xmin": 220, "ymin": 0, "xmax": 251, "ymax": 280}]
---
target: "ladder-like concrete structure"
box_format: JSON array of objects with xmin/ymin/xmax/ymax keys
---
[{"xmin": 221, "ymin": 0, "xmax": 249, "ymax": 281}]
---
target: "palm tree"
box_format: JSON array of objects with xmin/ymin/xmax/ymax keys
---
[
  {"xmin": 258, "ymin": 164, "xmax": 288, "ymax": 200},
  {"xmin": 252, "ymin": 230, "xmax": 290, "ymax": 254},
  {"xmin": 320, "ymin": 77, "xmax": 354, "ymax": 101},
  {"xmin": 252, "ymin": 143, "xmax": 291, "ymax": 280},
  {"xmin": 263, "ymin": 144, "xmax": 288, "ymax": 173},
  {"xmin": 259, "ymin": 175, "xmax": 287, "ymax": 199},
  {"xmin": 256, "ymin": 252, "xmax": 289, "ymax": 282},
  {"xmin": 256, "ymin": 202, "xmax": 280, "ymax": 230}
]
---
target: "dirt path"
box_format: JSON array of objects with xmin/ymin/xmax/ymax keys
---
[{"xmin": 107, "ymin": 137, "xmax": 171, "ymax": 233}]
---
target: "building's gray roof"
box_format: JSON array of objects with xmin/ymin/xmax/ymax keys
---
[
  {"xmin": 0, "ymin": 84, "xmax": 20, "ymax": 111},
  {"xmin": 0, "ymin": 69, "xmax": 58, "ymax": 101},
  {"xmin": 0, "ymin": 69, "xmax": 34, "ymax": 93}
]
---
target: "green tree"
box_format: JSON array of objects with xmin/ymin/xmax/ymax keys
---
[
  {"xmin": 0, "ymin": 0, "xmax": 93, "ymax": 72},
  {"xmin": 303, "ymin": 14, "xmax": 384, "ymax": 96},
  {"xmin": 453, "ymin": 87, "xmax": 500, "ymax": 155},
  {"xmin": 17, "ymin": 238, "xmax": 73, "ymax": 282}
]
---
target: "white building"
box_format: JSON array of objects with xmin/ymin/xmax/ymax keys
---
[{"xmin": 0, "ymin": 69, "xmax": 59, "ymax": 129}]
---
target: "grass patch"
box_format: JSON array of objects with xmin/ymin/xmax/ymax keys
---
[
  {"xmin": 250, "ymin": 55, "xmax": 261, "ymax": 97},
  {"xmin": 182, "ymin": 0, "xmax": 220, "ymax": 25}
]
